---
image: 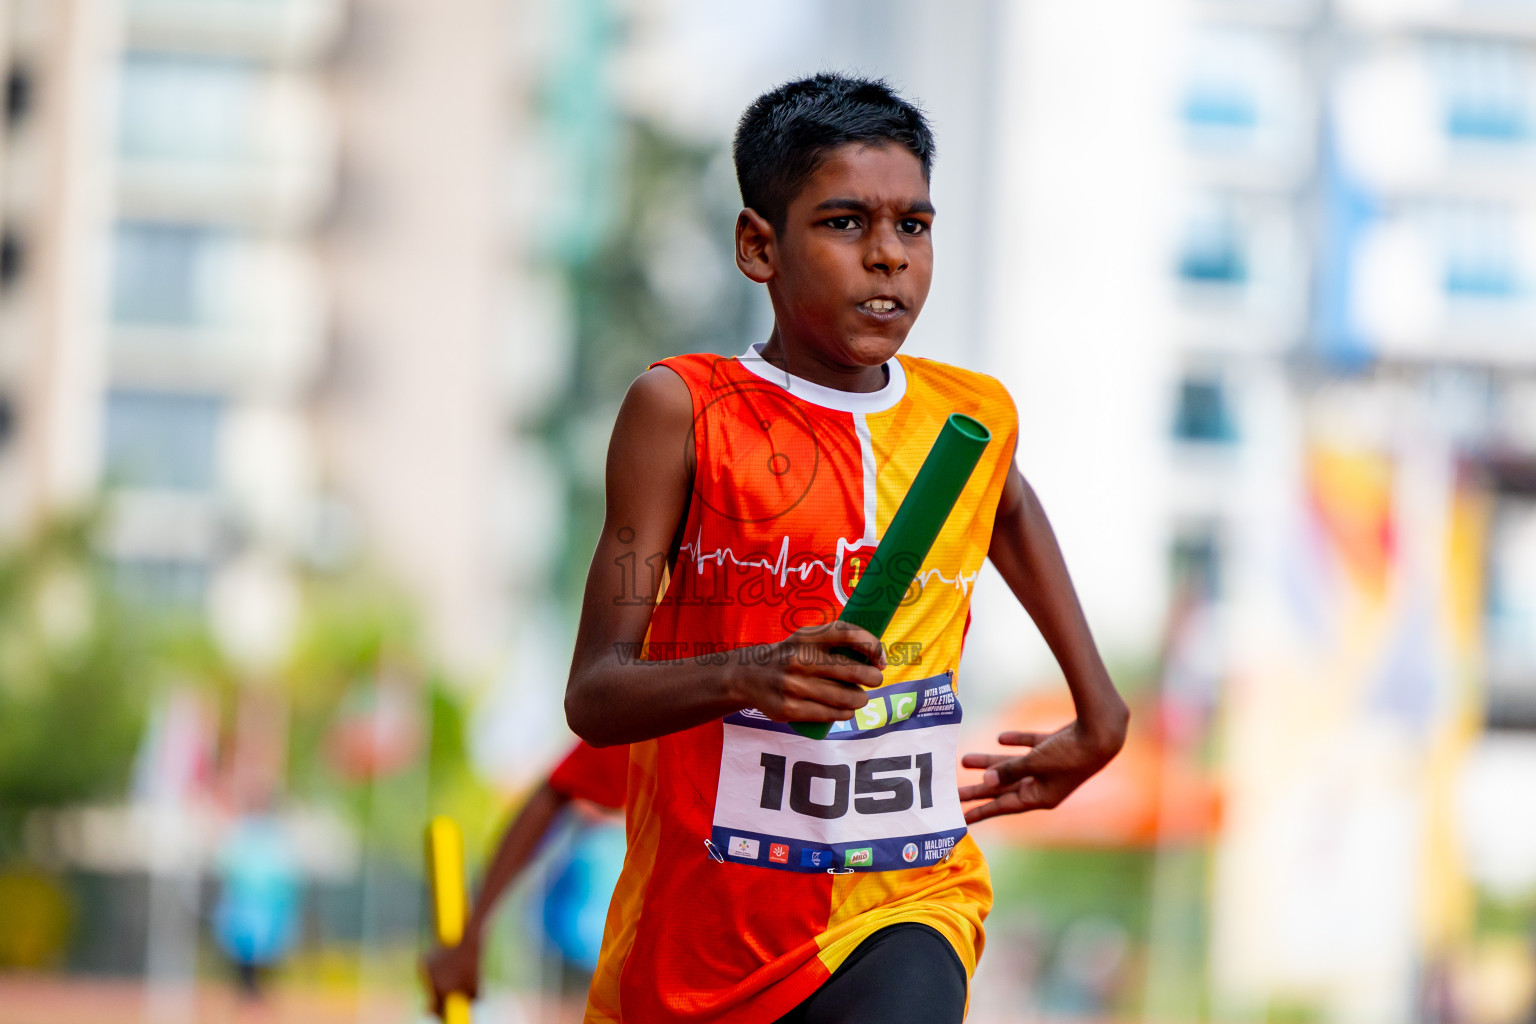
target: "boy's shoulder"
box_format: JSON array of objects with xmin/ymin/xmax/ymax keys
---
[
  {"xmin": 896, "ymin": 352, "xmax": 1009, "ymax": 388},
  {"xmin": 647, "ymin": 350, "xmax": 752, "ymax": 393},
  {"xmin": 896, "ymin": 353, "xmax": 1017, "ymax": 423}
]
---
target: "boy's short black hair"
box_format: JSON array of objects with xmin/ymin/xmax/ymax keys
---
[{"xmin": 733, "ymin": 73, "xmax": 935, "ymax": 230}]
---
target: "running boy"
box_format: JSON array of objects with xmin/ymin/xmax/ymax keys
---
[{"xmin": 564, "ymin": 73, "xmax": 1129, "ymax": 1023}]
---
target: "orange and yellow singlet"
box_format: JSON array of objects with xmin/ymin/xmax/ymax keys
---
[{"xmin": 586, "ymin": 344, "xmax": 1018, "ymax": 1023}]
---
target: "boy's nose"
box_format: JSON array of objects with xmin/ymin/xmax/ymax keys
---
[{"xmin": 865, "ymin": 228, "xmax": 908, "ymax": 275}]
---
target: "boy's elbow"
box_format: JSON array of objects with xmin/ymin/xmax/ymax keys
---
[
  {"xmin": 565, "ymin": 681, "xmax": 618, "ymax": 748},
  {"xmin": 1095, "ymin": 698, "xmax": 1131, "ymax": 757}
]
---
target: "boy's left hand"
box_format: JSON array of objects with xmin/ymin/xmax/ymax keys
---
[{"xmin": 958, "ymin": 721, "xmax": 1123, "ymax": 824}]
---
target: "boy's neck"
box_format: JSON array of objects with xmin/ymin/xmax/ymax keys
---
[{"xmin": 758, "ymin": 332, "xmax": 891, "ymax": 394}]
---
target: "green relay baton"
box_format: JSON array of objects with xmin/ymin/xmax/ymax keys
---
[{"xmin": 792, "ymin": 412, "xmax": 993, "ymax": 739}]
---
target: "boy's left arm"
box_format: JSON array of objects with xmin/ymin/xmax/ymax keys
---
[{"xmin": 959, "ymin": 461, "xmax": 1130, "ymax": 824}]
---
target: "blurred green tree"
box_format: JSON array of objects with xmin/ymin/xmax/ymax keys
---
[
  {"xmin": 543, "ymin": 118, "xmax": 759, "ymax": 607},
  {"xmin": 0, "ymin": 512, "xmax": 154, "ymax": 854},
  {"xmin": 278, "ymin": 571, "xmax": 493, "ymax": 862}
]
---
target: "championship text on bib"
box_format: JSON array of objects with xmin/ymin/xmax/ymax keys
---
[{"xmin": 711, "ymin": 672, "xmax": 967, "ymax": 873}]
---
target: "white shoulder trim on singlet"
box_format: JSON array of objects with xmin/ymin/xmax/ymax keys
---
[{"xmin": 736, "ymin": 342, "xmax": 908, "ymax": 415}]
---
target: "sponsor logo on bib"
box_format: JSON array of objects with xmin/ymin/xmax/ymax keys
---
[
  {"xmin": 902, "ymin": 842, "xmax": 919, "ymax": 863},
  {"xmin": 728, "ymin": 836, "xmax": 759, "ymax": 860},
  {"xmin": 844, "ymin": 847, "xmax": 873, "ymax": 868},
  {"xmin": 854, "ymin": 697, "xmax": 888, "ymax": 731},
  {"xmin": 801, "ymin": 849, "xmax": 833, "ymax": 869},
  {"xmin": 769, "ymin": 843, "xmax": 789, "ymax": 864}
]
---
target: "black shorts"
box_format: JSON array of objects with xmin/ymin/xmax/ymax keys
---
[{"xmin": 772, "ymin": 922, "xmax": 968, "ymax": 1024}]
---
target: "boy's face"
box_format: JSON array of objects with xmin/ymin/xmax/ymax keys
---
[{"xmin": 747, "ymin": 142, "xmax": 934, "ymax": 370}]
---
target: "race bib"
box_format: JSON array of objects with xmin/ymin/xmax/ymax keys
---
[{"xmin": 710, "ymin": 672, "xmax": 967, "ymax": 873}]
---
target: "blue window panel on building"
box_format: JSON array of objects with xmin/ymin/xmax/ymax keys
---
[
  {"xmin": 1446, "ymin": 104, "xmax": 1528, "ymax": 142},
  {"xmin": 103, "ymin": 390, "xmax": 222, "ymax": 491},
  {"xmin": 118, "ymin": 51, "xmax": 258, "ymax": 161},
  {"xmin": 1180, "ymin": 26, "xmax": 1298, "ymax": 154},
  {"xmin": 1178, "ymin": 201, "xmax": 1249, "ymax": 284},
  {"xmin": 112, "ymin": 222, "xmax": 236, "ymax": 326},
  {"xmin": 1429, "ymin": 202, "xmax": 1524, "ymax": 299},
  {"xmin": 114, "ymin": 223, "xmax": 200, "ymax": 325},
  {"xmin": 112, "ymin": 221, "xmax": 241, "ymax": 326},
  {"xmin": 1444, "ymin": 262, "xmax": 1521, "ymax": 297},
  {"xmin": 1173, "ymin": 378, "xmax": 1238, "ymax": 444},
  {"xmin": 1183, "ymin": 88, "xmax": 1259, "ymax": 130},
  {"xmin": 1171, "ymin": 526, "xmax": 1224, "ymax": 599},
  {"xmin": 1179, "ymin": 241, "xmax": 1248, "ymax": 284},
  {"xmin": 1426, "ymin": 39, "xmax": 1533, "ymax": 143},
  {"xmin": 1487, "ymin": 500, "xmax": 1536, "ymax": 678}
]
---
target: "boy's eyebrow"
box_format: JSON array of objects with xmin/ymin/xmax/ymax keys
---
[{"xmin": 812, "ymin": 197, "xmax": 937, "ymax": 215}]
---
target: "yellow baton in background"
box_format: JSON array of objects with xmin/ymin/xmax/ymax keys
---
[{"xmin": 425, "ymin": 815, "xmax": 472, "ymax": 1024}]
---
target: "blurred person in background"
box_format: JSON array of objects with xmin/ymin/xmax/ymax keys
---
[
  {"xmin": 423, "ymin": 740, "xmax": 628, "ymax": 1016},
  {"xmin": 211, "ymin": 800, "xmax": 301, "ymax": 1001}
]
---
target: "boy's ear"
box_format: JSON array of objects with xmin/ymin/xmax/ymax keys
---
[{"xmin": 735, "ymin": 208, "xmax": 776, "ymax": 283}]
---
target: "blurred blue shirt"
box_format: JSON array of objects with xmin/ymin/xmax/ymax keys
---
[{"xmin": 212, "ymin": 814, "xmax": 301, "ymax": 967}]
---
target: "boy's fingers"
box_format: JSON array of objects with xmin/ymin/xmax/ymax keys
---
[
  {"xmin": 963, "ymin": 789, "xmax": 1035, "ymax": 824},
  {"xmin": 982, "ymin": 754, "xmax": 1035, "ymax": 788},
  {"xmin": 777, "ymin": 698, "xmax": 858, "ymax": 723},
  {"xmin": 958, "ymin": 769, "xmax": 1042, "ymax": 801},
  {"xmin": 957, "ymin": 780, "xmax": 1010, "ymax": 802},
  {"xmin": 960, "ymin": 752, "xmax": 1011, "ymax": 770},
  {"xmin": 824, "ymin": 621, "xmax": 887, "ymax": 668},
  {"xmin": 785, "ymin": 672, "xmax": 872, "ymax": 706},
  {"xmin": 960, "ymin": 736, "xmax": 1047, "ymax": 780},
  {"xmin": 964, "ymin": 778, "xmax": 1054, "ymax": 822},
  {"xmin": 421, "ymin": 960, "xmax": 441, "ymax": 1011},
  {"xmin": 958, "ymin": 768, "xmax": 1040, "ymax": 800},
  {"xmin": 780, "ymin": 639, "xmax": 869, "ymax": 675},
  {"xmin": 796, "ymin": 655, "xmax": 883, "ymax": 690},
  {"xmin": 833, "ymin": 664, "xmax": 885, "ymax": 690},
  {"xmin": 774, "ymin": 677, "xmax": 867, "ymax": 719}
]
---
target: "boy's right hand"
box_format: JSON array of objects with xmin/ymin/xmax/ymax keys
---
[
  {"xmin": 422, "ymin": 933, "xmax": 480, "ymax": 1018},
  {"xmin": 740, "ymin": 621, "xmax": 885, "ymax": 722}
]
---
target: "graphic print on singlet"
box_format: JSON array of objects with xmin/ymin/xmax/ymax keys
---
[{"xmin": 712, "ymin": 673, "xmax": 966, "ymax": 873}]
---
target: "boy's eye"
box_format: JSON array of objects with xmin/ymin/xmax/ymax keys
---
[
  {"xmin": 899, "ymin": 219, "xmax": 928, "ymax": 235},
  {"xmin": 824, "ymin": 216, "xmax": 858, "ymax": 230}
]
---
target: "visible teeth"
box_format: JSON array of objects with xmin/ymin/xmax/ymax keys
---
[{"xmin": 862, "ymin": 299, "xmax": 897, "ymax": 312}]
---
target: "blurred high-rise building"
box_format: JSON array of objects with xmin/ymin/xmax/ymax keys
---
[
  {"xmin": 0, "ymin": 0, "xmax": 342, "ymax": 658},
  {"xmin": 944, "ymin": 0, "xmax": 1536, "ymax": 1020},
  {"xmin": 0, "ymin": 0, "xmax": 572, "ymax": 694},
  {"xmin": 1162, "ymin": 2, "xmax": 1536, "ymax": 1022}
]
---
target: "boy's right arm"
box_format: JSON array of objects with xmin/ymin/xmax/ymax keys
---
[{"xmin": 564, "ymin": 366, "xmax": 882, "ymax": 748}]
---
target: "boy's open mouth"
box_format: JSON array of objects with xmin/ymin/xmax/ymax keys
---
[{"xmin": 857, "ymin": 296, "xmax": 905, "ymax": 317}]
